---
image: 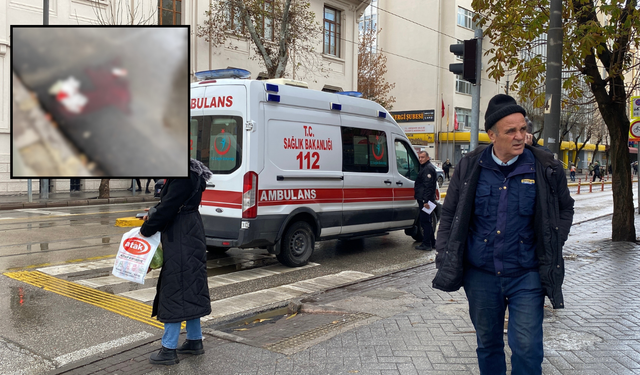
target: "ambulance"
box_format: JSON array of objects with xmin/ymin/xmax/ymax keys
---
[{"xmin": 190, "ymin": 69, "xmax": 439, "ymax": 267}]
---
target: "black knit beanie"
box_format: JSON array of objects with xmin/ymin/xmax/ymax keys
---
[{"xmin": 484, "ymin": 94, "xmax": 526, "ymax": 132}]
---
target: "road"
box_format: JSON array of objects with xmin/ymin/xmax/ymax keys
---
[{"xmin": 0, "ymin": 187, "xmax": 630, "ymax": 374}]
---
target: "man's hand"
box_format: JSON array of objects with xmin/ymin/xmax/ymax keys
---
[{"xmin": 525, "ymin": 133, "xmax": 533, "ymax": 145}]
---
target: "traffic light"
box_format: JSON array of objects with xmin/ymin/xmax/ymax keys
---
[{"xmin": 449, "ymin": 39, "xmax": 478, "ymax": 84}]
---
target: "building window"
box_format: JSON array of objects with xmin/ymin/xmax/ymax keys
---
[
  {"xmin": 324, "ymin": 6, "xmax": 341, "ymax": 57},
  {"xmin": 455, "ymin": 108, "xmax": 471, "ymax": 130},
  {"xmin": 158, "ymin": 0, "xmax": 181, "ymax": 25},
  {"xmin": 224, "ymin": 3, "xmax": 245, "ymax": 33},
  {"xmin": 455, "ymin": 75, "xmax": 471, "ymax": 94},
  {"xmin": 261, "ymin": 0, "xmax": 274, "ymax": 41},
  {"xmin": 457, "ymin": 7, "xmax": 475, "ymax": 30}
]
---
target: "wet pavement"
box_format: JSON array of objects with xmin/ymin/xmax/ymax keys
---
[
  {"xmin": 0, "ymin": 182, "xmax": 638, "ymax": 374},
  {"xmin": 42, "ymin": 211, "xmax": 640, "ymax": 374}
]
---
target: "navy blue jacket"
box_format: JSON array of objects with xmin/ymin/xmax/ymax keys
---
[
  {"xmin": 466, "ymin": 147, "xmax": 537, "ymax": 276},
  {"xmin": 432, "ymin": 144, "xmax": 574, "ymax": 309}
]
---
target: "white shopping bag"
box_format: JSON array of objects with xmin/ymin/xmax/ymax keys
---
[{"xmin": 112, "ymin": 227, "xmax": 161, "ymax": 284}]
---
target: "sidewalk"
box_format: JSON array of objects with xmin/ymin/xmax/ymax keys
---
[
  {"xmin": 49, "ymin": 214, "xmax": 640, "ymax": 375},
  {"xmin": 0, "ymin": 189, "xmax": 157, "ymax": 210}
]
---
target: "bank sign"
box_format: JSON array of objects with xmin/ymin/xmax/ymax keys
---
[{"xmin": 390, "ymin": 110, "xmax": 435, "ymax": 123}]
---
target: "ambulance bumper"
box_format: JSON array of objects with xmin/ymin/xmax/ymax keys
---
[{"xmin": 203, "ymin": 215, "xmax": 285, "ymax": 249}]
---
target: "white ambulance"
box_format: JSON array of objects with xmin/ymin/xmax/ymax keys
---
[{"xmin": 190, "ymin": 70, "xmax": 439, "ymax": 267}]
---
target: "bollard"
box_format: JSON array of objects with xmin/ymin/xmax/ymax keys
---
[
  {"xmin": 577, "ymin": 178, "xmax": 581, "ymax": 194},
  {"xmin": 601, "ymin": 179, "xmax": 605, "ymax": 191},
  {"xmin": 589, "ymin": 181, "xmax": 593, "ymax": 193}
]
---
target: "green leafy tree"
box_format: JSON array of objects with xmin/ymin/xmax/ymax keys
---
[
  {"xmin": 472, "ymin": 0, "xmax": 640, "ymax": 241},
  {"xmin": 197, "ymin": 0, "xmax": 322, "ymax": 79}
]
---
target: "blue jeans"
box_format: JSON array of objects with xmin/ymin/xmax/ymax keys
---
[
  {"xmin": 463, "ymin": 268, "xmax": 544, "ymax": 375},
  {"xmin": 161, "ymin": 318, "xmax": 203, "ymax": 349}
]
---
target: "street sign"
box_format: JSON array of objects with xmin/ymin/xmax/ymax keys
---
[
  {"xmin": 632, "ymin": 96, "xmax": 640, "ymax": 118},
  {"xmin": 631, "ymin": 120, "xmax": 640, "ymax": 139},
  {"xmin": 544, "ymin": 95, "xmax": 552, "ymax": 114},
  {"xmin": 630, "ymin": 96, "xmax": 640, "ymax": 141}
]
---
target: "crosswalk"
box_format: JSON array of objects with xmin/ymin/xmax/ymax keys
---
[{"xmin": 15, "ymin": 257, "xmax": 374, "ymax": 326}]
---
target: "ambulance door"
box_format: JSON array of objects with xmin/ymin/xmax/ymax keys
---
[
  {"xmin": 194, "ymin": 84, "xmax": 247, "ymax": 244},
  {"xmin": 261, "ymin": 102, "xmax": 343, "ymax": 239},
  {"xmin": 392, "ymin": 135, "xmax": 420, "ymax": 229},
  {"xmin": 341, "ymin": 119, "xmax": 395, "ymax": 234}
]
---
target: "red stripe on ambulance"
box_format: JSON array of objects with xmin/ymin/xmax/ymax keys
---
[
  {"xmin": 200, "ymin": 187, "xmax": 415, "ymax": 209},
  {"xmin": 201, "ymin": 189, "xmax": 242, "ymax": 209}
]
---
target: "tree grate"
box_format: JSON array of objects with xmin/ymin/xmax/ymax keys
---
[{"xmin": 264, "ymin": 312, "xmax": 374, "ymax": 353}]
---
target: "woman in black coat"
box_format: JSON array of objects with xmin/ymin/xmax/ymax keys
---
[{"xmin": 140, "ymin": 159, "xmax": 212, "ymax": 365}]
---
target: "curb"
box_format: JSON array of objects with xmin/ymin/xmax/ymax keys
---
[{"xmin": 0, "ymin": 196, "xmax": 156, "ymax": 211}]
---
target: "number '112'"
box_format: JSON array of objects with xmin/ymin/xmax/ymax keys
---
[{"xmin": 296, "ymin": 152, "xmax": 320, "ymax": 169}]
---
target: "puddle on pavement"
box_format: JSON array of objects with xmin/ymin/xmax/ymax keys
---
[
  {"xmin": 17, "ymin": 236, "xmax": 116, "ymax": 253},
  {"xmin": 9, "ymin": 286, "xmax": 50, "ymax": 326},
  {"xmin": 215, "ymin": 307, "xmax": 290, "ymax": 331}
]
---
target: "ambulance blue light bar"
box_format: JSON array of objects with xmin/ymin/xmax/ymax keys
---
[
  {"xmin": 331, "ymin": 103, "xmax": 342, "ymax": 111},
  {"xmin": 378, "ymin": 111, "xmax": 387, "ymax": 119},
  {"xmin": 337, "ymin": 91, "xmax": 363, "ymax": 98},
  {"xmin": 266, "ymin": 83, "xmax": 279, "ymax": 93},
  {"xmin": 195, "ymin": 69, "xmax": 251, "ymax": 81},
  {"xmin": 267, "ymin": 94, "xmax": 281, "ymax": 102}
]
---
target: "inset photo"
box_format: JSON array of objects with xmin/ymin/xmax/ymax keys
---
[{"xmin": 11, "ymin": 26, "xmax": 189, "ymax": 178}]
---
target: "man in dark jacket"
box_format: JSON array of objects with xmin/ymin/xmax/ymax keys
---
[
  {"xmin": 442, "ymin": 159, "xmax": 452, "ymax": 180},
  {"xmin": 140, "ymin": 159, "xmax": 213, "ymax": 365},
  {"xmin": 414, "ymin": 150, "xmax": 437, "ymax": 250},
  {"xmin": 592, "ymin": 161, "xmax": 602, "ymax": 182},
  {"xmin": 432, "ymin": 94, "xmax": 574, "ymax": 375}
]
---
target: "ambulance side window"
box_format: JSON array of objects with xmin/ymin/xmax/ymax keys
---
[
  {"xmin": 394, "ymin": 140, "xmax": 420, "ymax": 181},
  {"xmin": 341, "ymin": 127, "xmax": 389, "ymax": 173},
  {"xmin": 190, "ymin": 115, "xmax": 243, "ymax": 174}
]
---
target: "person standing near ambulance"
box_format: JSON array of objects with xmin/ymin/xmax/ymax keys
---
[
  {"xmin": 140, "ymin": 159, "xmax": 212, "ymax": 365},
  {"xmin": 414, "ymin": 151, "xmax": 437, "ymax": 250}
]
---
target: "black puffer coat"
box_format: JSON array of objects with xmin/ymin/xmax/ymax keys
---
[
  {"xmin": 140, "ymin": 160, "xmax": 212, "ymax": 323},
  {"xmin": 432, "ymin": 145, "xmax": 574, "ymax": 309}
]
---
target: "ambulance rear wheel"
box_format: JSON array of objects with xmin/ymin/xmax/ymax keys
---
[{"xmin": 277, "ymin": 221, "xmax": 315, "ymax": 267}]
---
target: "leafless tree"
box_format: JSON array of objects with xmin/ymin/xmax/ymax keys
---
[{"xmin": 358, "ymin": 28, "xmax": 396, "ymax": 109}]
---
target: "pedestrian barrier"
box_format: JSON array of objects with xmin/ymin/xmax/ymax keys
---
[{"xmin": 573, "ymin": 176, "xmax": 614, "ymax": 194}]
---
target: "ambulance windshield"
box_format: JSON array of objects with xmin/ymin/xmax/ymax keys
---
[{"xmin": 190, "ymin": 115, "xmax": 243, "ymax": 174}]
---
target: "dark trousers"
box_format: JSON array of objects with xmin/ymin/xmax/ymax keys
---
[
  {"xmin": 417, "ymin": 200, "xmax": 435, "ymax": 247},
  {"xmin": 463, "ymin": 268, "xmax": 544, "ymax": 375},
  {"xmin": 444, "ymin": 170, "xmax": 450, "ymax": 180}
]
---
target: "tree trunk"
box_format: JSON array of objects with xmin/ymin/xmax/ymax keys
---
[
  {"xmin": 605, "ymin": 103, "xmax": 636, "ymax": 242},
  {"xmin": 98, "ymin": 179, "xmax": 110, "ymax": 199}
]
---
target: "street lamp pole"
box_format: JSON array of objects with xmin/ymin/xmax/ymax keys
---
[{"xmin": 542, "ymin": 0, "xmax": 563, "ymax": 159}]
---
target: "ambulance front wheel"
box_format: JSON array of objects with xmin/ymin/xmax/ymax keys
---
[{"xmin": 277, "ymin": 221, "xmax": 315, "ymax": 267}]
